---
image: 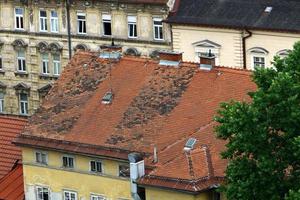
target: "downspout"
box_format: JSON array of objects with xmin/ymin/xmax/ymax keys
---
[
  {"xmin": 242, "ymin": 29, "xmax": 252, "ymax": 69},
  {"xmin": 170, "ymin": 24, "xmax": 174, "ymax": 51},
  {"xmin": 66, "ymin": 0, "xmax": 72, "ymax": 60}
]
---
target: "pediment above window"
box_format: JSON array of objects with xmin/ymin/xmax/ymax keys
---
[
  {"xmin": 37, "ymin": 41, "xmax": 49, "ymax": 53},
  {"xmin": 14, "ymin": 82, "xmax": 30, "ymax": 91},
  {"xmin": 38, "ymin": 84, "xmax": 52, "ymax": 93},
  {"xmin": 12, "ymin": 39, "xmax": 27, "ymax": 50},
  {"xmin": 74, "ymin": 44, "xmax": 89, "ymax": 51},
  {"xmin": 192, "ymin": 40, "xmax": 221, "ymax": 48},
  {"xmin": 277, "ymin": 49, "xmax": 291, "ymax": 57},
  {"xmin": 248, "ymin": 47, "xmax": 269, "ymax": 55},
  {"xmin": 49, "ymin": 42, "xmax": 63, "ymax": 53}
]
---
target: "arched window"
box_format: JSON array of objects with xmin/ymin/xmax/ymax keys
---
[
  {"xmin": 248, "ymin": 47, "xmax": 268, "ymax": 68},
  {"xmin": 73, "ymin": 44, "xmax": 89, "ymax": 52},
  {"xmin": 125, "ymin": 48, "xmax": 140, "ymax": 56}
]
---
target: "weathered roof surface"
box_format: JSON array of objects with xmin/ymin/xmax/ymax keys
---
[
  {"xmin": 0, "ymin": 164, "xmax": 24, "ymax": 200},
  {"xmin": 15, "ymin": 51, "xmax": 256, "ymax": 192},
  {"xmin": 0, "ymin": 116, "xmax": 27, "ymax": 179},
  {"xmin": 166, "ymin": 0, "xmax": 300, "ymax": 33}
]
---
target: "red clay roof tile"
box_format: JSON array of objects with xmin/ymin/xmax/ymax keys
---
[{"xmin": 15, "ymin": 52, "xmax": 256, "ymax": 192}]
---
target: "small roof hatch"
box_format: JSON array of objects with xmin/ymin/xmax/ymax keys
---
[
  {"xmin": 264, "ymin": 6, "xmax": 273, "ymax": 13},
  {"xmin": 184, "ymin": 138, "xmax": 197, "ymax": 151},
  {"xmin": 101, "ymin": 91, "xmax": 114, "ymax": 105}
]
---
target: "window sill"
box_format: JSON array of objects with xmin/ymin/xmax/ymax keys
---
[
  {"xmin": 15, "ymin": 71, "xmax": 28, "ymax": 77},
  {"xmin": 39, "ymin": 74, "xmax": 60, "ymax": 80},
  {"xmin": 0, "ymin": 70, "xmax": 5, "ymax": 74}
]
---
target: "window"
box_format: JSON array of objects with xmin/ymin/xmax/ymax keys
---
[
  {"xmin": 118, "ymin": 164, "xmax": 130, "ymax": 177},
  {"xmin": 77, "ymin": 13, "xmax": 86, "ymax": 34},
  {"xmin": 17, "ymin": 49, "xmax": 26, "ymax": 72},
  {"xmin": 41, "ymin": 53, "xmax": 49, "ymax": 74},
  {"xmin": 35, "ymin": 151, "xmax": 48, "ymax": 165},
  {"xmin": 0, "ymin": 92, "xmax": 4, "ymax": 113},
  {"xmin": 50, "ymin": 11, "xmax": 59, "ymax": 33},
  {"xmin": 15, "ymin": 8, "xmax": 24, "ymax": 30},
  {"xmin": 40, "ymin": 10, "xmax": 47, "ymax": 32},
  {"xmin": 102, "ymin": 14, "xmax": 111, "ymax": 36},
  {"xmin": 19, "ymin": 93, "xmax": 28, "ymax": 115},
  {"xmin": 128, "ymin": 16, "xmax": 137, "ymax": 38},
  {"xmin": 153, "ymin": 18, "xmax": 163, "ymax": 40},
  {"xmin": 0, "ymin": 56, "xmax": 2, "ymax": 70},
  {"xmin": 253, "ymin": 56, "xmax": 265, "ymax": 68},
  {"xmin": 64, "ymin": 191, "xmax": 77, "ymax": 200},
  {"xmin": 90, "ymin": 160, "xmax": 102, "ymax": 173},
  {"xmin": 53, "ymin": 54, "xmax": 61, "ymax": 75},
  {"xmin": 91, "ymin": 195, "xmax": 105, "ymax": 200},
  {"xmin": 62, "ymin": 155, "xmax": 74, "ymax": 168},
  {"xmin": 36, "ymin": 186, "xmax": 49, "ymax": 200}
]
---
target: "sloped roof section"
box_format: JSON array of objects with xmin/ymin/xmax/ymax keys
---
[
  {"xmin": 166, "ymin": 0, "xmax": 300, "ymax": 33},
  {"xmin": 0, "ymin": 164, "xmax": 24, "ymax": 200},
  {"xmin": 15, "ymin": 52, "xmax": 256, "ymax": 193},
  {"xmin": 0, "ymin": 116, "xmax": 27, "ymax": 179}
]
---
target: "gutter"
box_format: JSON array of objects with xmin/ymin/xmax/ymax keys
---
[{"xmin": 242, "ymin": 29, "xmax": 252, "ymax": 69}]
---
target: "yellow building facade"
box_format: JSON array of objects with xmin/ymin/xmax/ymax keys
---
[{"xmin": 22, "ymin": 147, "xmax": 221, "ymax": 200}]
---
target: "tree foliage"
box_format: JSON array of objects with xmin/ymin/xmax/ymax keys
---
[{"xmin": 215, "ymin": 42, "xmax": 300, "ymax": 200}]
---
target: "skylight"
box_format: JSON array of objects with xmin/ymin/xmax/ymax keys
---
[
  {"xmin": 264, "ymin": 6, "xmax": 273, "ymax": 13},
  {"xmin": 101, "ymin": 91, "xmax": 114, "ymax": 105},
  {"xmin": 184, "ymin": 138, "xmax": 197, "ymax": 151}
]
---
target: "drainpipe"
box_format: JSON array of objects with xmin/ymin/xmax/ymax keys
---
[
  {"xmin": 66, "ymin": 0, "xmax": 72, "ymax": 59},
  {"xmin": 242, "ymin": 29, "xmax": 252, "ymax": 69}
]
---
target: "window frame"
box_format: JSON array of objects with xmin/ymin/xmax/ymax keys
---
[
  {"xmin": 50, "ymin": 10, "xmax": 59, "ymax": 33},
  {"xmin": 0, "ymin": 56, "xmax": 3, "ymax": 70},
  {"xmin": 77, "ymin": 12, "xmax": 87, "ymax": 34},
  {"xmin": 102, "ymin": 14, "xmax": 112, "ymax": 36},
  {"xmin": 39, "ymin": 10, "xmax": 48, "ymax": 32},
  {"xmin": 0, "ymin": 92, "xmax": 4, "ymax": 113},
  {"xmin": 153, "ymin": 18, "xmax": 163, "ymax": 41},
  {"xmin": 63, "ymin": 190, "xmax": 77, "ymax": 200},
  {"xmin": 36, "ymin": 185, "xmax": 50, "ymax": 200},
  {"xmin": 35, "ymin": 150, "xmax": 48, "ymax": 165},
  {"xmin": 127, "ymin": 16, "xmax": 137, "ymax": 38},
  {"xmin": 90, "ymin": 194, "xmax": 106, "ymax": 200},
  {"xmin": 17, "ymin": 49, "xmax": 26, "ymax": 72},
  {"xmin": 15, "ymin": 7, "xmax": 24, "ymax": 30},
  {"xmin": 41, "ymin": 53, "xmax": 50, "ymax": 75},
  {"xmin": 19, "ymin": 93, "xmax": 28, "ymax": 115},
  {"xmin": 52, "ymin": 54, "xmax": 61, "ymax": 76},
  {"xmin": 252, "ymin": 55, "xmax": 266, "ymax": 69},
  {"xmin": 89, "ymin": 160, "xmax": 103, "ymax": 174},
  {"xmin": 118, "ymin": 164, "xmax": 130, "ymax": 178},
  {"xmin": 62, "ymin": 155, "xmax": 75, "ymax": 169}
]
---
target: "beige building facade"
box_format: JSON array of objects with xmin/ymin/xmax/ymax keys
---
[
  {"xmin": 172, "ymin": 25, "xmax": 300, "ymax": 69},
  {"xmin": 0, "ymin": 0, "xmax": 172, "ymax": 116}
]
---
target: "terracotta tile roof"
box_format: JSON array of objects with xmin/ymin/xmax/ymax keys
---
[
  {"xmin": 0, "ymin": 116, "xmax": 27, "ymax": 179},
  {"xmin": 0, "ymin": 164, "xmax": 24, "ymax": 200},
  {"xmin": 15, "ymin": 51, "xmax": 256, "ymax": 193}
]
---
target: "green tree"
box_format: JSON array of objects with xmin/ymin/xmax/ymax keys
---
[{"xmin": 215, "ymin": 42, "xmax": 300, "ymax": 200}]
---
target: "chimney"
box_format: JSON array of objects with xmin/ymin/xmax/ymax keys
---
[
  {"xmin": 153, "ymin": 146, "xmax": 158, "ymax": 163},
  {"xmin": 158, "ymin": 50, "xmax": 182, "ymax": 67},
  {"xmin": 199, "ymin": 50, "xmax": 215, "ymax": 71},
  {"xmin": 99, "ymin": 43, "xmax": 122, "ymax": 59},
  {"xmin": 128, "ymin": 153, "xmax": 145, "ymax": 200}
]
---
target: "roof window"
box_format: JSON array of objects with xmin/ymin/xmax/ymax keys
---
[
  {"xmin": 101, "ymin": 91, "xmax": 114, "ymax": 105},
  {"xmin": 264, "ymin": 6, "xmax": 273, "ymax": 13},
  {"xmin": 184, "ymin": 138, "xmax": 197, "ymax": 151}
]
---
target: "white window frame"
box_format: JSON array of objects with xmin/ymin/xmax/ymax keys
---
[
  {"xmin": 36, "ymin": 185, "xmax": 50, "ymax": 200},
  {"xmin": 17, "ymin": 49, "xmax": 26, "ymax": 72},
  {"xmin": 39, "ymin": 10, "xmax": 48, "ymax": 32},
  {"xmin": 127, "ymin": 16, "xmax": 137, "ymax": 38},
  {"xmin": 50, "ymin": 10, "xmax": 59, "ymax": 33},
  {"xmin": 0, "ymin": 92, "xmax": 4, "ymax": 113},
  {"xmin": 15, "ymin": 8, "xmax": 24, "ymax": 30},
  {"xmin": 62, "ymin": 155, "xmax": 75, "ymax": 168},
  {"xmin": 53, "ymin": 54, "xmax": 61, "ymax": 76},
  {"xmin": 252, "ymin": 55, "xmax": 266, "ymax": 68},
  {"xmin": 90, "ymin": 194, "xmax": 106, "ymax": 200},
  {"xmin": 102, "ymin": 14, "xmax": 112, "ymax": 36},
  {"xmin": 77, "ymin": 12, "xmax": 86, "ymax": 34},
  {"xmin": 35, "ymin": 150, "xmax": 48, "ymax": 165},
  {"xmin": 64, "ymin": 190, "xmax": 77, "ymax": 200},
  {"xmin": 153, "ymin": 18, "xmax": 163, "ymax": 41},
  {"xmin": 90, "ymin": 160, "xmax": 103, "ymax": 173},
  {"xmin": 19, "ymin": 93, "xmax": 28, "ymax": 115},
  {"xmin": 41, "ymin": 53, "xmax": 49, "ymax": 74}
]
